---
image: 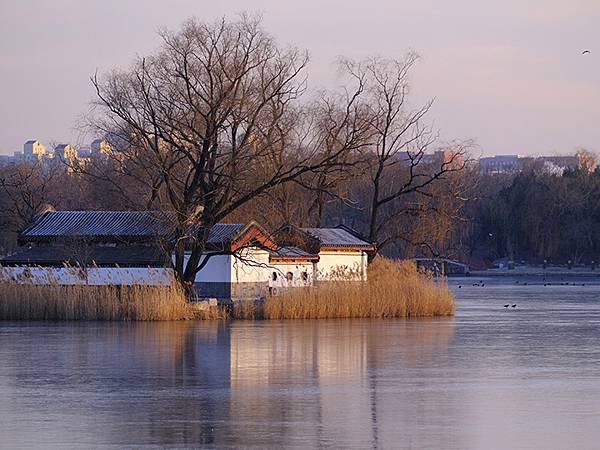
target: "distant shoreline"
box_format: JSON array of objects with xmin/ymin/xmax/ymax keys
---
[{"xmin": 464, "ymin": 268, "xmax": 600, "ymax": 278}]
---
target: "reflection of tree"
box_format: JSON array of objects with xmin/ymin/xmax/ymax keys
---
[
  {"xmin": 5, "ymin": 321, "xmax": 231, "ymax": 447},
  {"xmin": 3, "ymin": 319, "xmax": 456, "ymax": 448}
]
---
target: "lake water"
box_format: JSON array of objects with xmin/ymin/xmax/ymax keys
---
[{"xmin": 1, "ymin": 277, "xmax": 600, "ymax": 449}]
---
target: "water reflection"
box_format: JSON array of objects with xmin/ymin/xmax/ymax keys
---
[
  {"xmin": 227, "ymin": 319, "xmax": 455, "ymax": 448},
  {"xmin": 2, "ymin": 282, "xmax": 600, "ymax": 449},
  {"xmin": 0, "ymin": 319, "xmax": 455, "ymax": 449}
]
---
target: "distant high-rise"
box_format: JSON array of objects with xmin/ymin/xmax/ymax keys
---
[
  {"xmin": 54, "ymin": 143, "xmax": 78, "ymax": 161},
  {"xmin": 23, "ymin": 140, "xmax": 47, "ymax": 161},
  {"xmin": 90, "ymin": 138, "xmax": 113, "ymax": 156}
]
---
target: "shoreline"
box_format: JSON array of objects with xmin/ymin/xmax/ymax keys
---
[{"xmin": 465, "ymin": 268, "xmax": 600, "ymax": 278}]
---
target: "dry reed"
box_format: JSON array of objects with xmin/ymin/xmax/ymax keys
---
[
  {"xmin": 0, "ymin": 283, "xmax": 192, "ymax": 321},
  {"xmin": 0, "ymin": 258, "xmax": 454, "ymax": 321},
  {"xmin": 262, "ymin": 257, "xmax": 455, "ymax": 320}
]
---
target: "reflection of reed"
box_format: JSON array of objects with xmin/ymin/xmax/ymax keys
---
[
  {"xmin": 229, "ymin": 318, "xmax": 456, "ymax": 386},
  {"xmin": 229, "ymin": 321, "xmax": 366, "ymax": 388},
  {"xmin": 2, "ymin": 321, "xmax": 233, "ymax": 447},
  {"xmin": 226, "ymin": 319, "xmax": 456, "ymax": 448},
  {"xmin": 367, "ymin": 317, "xmax": 456, "ymax": 367}
]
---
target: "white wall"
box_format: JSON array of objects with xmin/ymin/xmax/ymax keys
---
[
  {"xmin": 315, "ymin": 251, "xmax": 368, "ymax": 281},
  {"xmin": 0, "ymin": 266, "xmax": 174, "ymax": 286},
  {"xmin": 195, "ymin": 248, "xmax": 368, "ymax": 285},
  {"xmin": 268, "ymin": 261, "xmax": 314, "ymax": 288},
  {"xmin": 0, "ymin": 248, "xmax": 368, "ymax": 288},
  {"xmin": 231, "ymin": 248, "xmax": 271, "ymax": 283},
  {"xmin": 190, "ymin": 248, "xmax": 272, "ymax": 284},
  {"xmin": 190, "ymin": 254, "xmax": 232, "ymax": 283}
]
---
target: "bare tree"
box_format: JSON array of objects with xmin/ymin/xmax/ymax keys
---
[
  {"xmin": 341, "ymin": 55, "xmax": 469, "ymax": 256},
  {"xmin": 0, "ymin": 163, "xmax": 56, "ymax": 228},
  {"xmin": 87, "ymin": 15, "xmax": 370, "ymax": 288}
]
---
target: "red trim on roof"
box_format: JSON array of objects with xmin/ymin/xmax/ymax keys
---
[{"xmin": 230, "ymin": 224, "xmax": 277, "ymax": 252}]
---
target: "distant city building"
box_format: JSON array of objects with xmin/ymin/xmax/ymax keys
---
[
  {"xmin": 426, "ymin": 149, "xmax": 464, "ymax": 169},
  {"xmin": 479, "ymin": 155, "xmax": 521, "ymax": 174},
  {"xmin": 54, "ymin": 143, "xmax": 78, "ymax": 161},
  {"xmin": 394, "ymin": 149, "xmax": 465, "ymax": 169},
  {"xmin": 0, "ymin": 138, "xmax": 595, "ymax": 180},
  {"xmin": 91, "ymin": 138, "xmax": 113, "ymax": 156},
  {"xmin": 23, "ymin": 140, "xmax": 48, "ymax": 162},
  {"xmin": 479, "ymin": 154, "xmax": 586, "ymax": 175}
]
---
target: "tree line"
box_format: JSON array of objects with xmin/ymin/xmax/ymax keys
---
[{"xmin": 467, "ymin": 166, "xmax": 600, "ymax": 266}]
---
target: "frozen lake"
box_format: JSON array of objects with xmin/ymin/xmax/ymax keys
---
[{"xmin": 1, "ymin": 277, "xmax": 600, "ymax": 449}]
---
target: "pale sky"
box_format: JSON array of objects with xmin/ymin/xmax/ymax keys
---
[{"xmin": 0, "ymin": 0, "xmax": 599, "ymax": 156}]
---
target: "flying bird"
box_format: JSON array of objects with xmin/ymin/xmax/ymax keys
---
[{"xmin": 583, "ymin": 50, "xmax": 591, "ymax": 55}]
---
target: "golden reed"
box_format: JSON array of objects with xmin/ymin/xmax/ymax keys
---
[
  {"xmin": 237, "ymin": 257, "xmax": 455, "ymax": 320},
  {"xmin": 0, "ymin": 283, "xmax": 191, "ymax": 321},
  {"xmin": 0, "ymin": 258, "xmax": 454, "ymax": 320}
]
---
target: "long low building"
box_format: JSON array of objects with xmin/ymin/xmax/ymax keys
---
[{"xmin": 0, "ymin": 211, "xmax": 376, "ymax": 299}]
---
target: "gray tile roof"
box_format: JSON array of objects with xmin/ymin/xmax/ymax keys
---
[
  {"xmin": 302, "ymin": 227, "xmax": 374, "ymax": 250},
  {"xmin": 20, "ymin": 211, "xmax": 172, "ymax": 243},
  {"xmin": 19, "ymin": 211, "xmax": 255, "ymax": 248},
  {"xmin": 1, "ymin": 245, "xmax": 169, "ymax": 267},
  {"xmin": 206, "ymin": 223, "xmax": 246, "ymax": 246}
]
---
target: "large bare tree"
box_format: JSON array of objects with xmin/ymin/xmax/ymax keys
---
[{"xmin": 88, "ymin": 16, "xmax": 370, "ymax": 286}]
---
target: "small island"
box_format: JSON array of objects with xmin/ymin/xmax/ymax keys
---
[{"xmin": 0, "ymin": 210, "xmax": 454, "ymax": 320}]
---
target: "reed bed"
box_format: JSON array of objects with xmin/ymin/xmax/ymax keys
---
[
  {"xmin": 0, "ymin": 258, "xmax": 453, "ymax": 321},
  {"xmin": 0, "ymin": 283, "xmax": 192, "ymax": 321},
  {"xmin": 261, "ymin": 257, "xmax": 455, "ymax": 320}
]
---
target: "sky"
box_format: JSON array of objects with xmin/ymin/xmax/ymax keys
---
[{"xmin": 0, "ymin": 0, "xmax": 599, "ymax": 156}]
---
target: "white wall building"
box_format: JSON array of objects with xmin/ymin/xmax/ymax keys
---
[
  {"xmin": 0, "ymin": 211, "xmax": 376, "ymax": 299},
  {"xmin": 276, "ymin": 226, "xmax": 375, "ymax": 282}
]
